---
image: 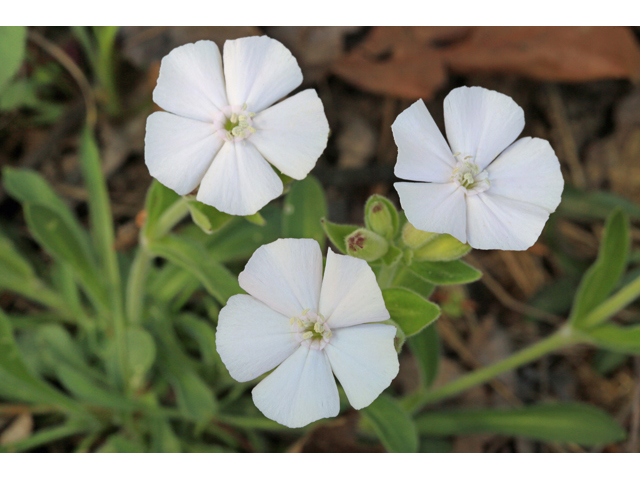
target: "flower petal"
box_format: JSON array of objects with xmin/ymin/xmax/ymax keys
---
[
  {"xmin": 325, "ymin": 324, "xmax": 399, "ymax": 410},
  {"xmin": 196, "ymin": 141, "xmax": 283, "ymax": 216},
  {"xmin": 444, "ymin": 86, "xmax": 524, "ymax": 171},
  {"xmin": 395, "ymin": 181, "xmax": 467, "ymax": 244},
  {"xmin": 145, "ymin": 112, "xmax": 223, "ymax": 195},
  {"xmin": 486, "ymin": 137, "xmax": 564, "ymax": 212},
  {"xmin": 319, "ymin": 249, "xmax": 389, "ymax": 329},
  {"xmin": 239, "ymin": 238, "xmax": 323, "ymax": 318},
  {"xmin": 392, "ymin": 99, "xmax": 456, "ymax": 183},
  {"xmin": 153, "ymin": 40, "xmax": 228, "ymax": 122},
  {"xmin": 216, "ymin": 294, "xmax": 298, "ymax": 382},
  {"xmin": 223, "ymin": 36, "xmax": 302, "ymax": 113},
  {"xmin": 466, "ymin": 191, "xmax": 553, "ymax": 250},
  {"xmin": 252, "ymin": 347, "xmax": 339, "ymax": 428},
  {"xmin": 250, "ymin": 90, "xmax": 329, "ymax": 180}
]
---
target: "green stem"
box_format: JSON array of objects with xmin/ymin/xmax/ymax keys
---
[
  {"xmin": 93, "ymin": 26, "xmax": 121, "ymax": 117},
  {"xmin": 403, "ymin": 326, "xmax": 577, "ymax": 413},
  {"xmin": 126, "ymin": 197, "xmax": 190, "ymax": 324},
  {"xmin": 580, "ymin": 274, "xmax": 640, "ymax": 328}
]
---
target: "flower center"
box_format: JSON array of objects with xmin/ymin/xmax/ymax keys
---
[
  {"xmin": 290, "ymin": 309, "xmax": 332, "ymax": 350},
  {"xmin": 213, "ymin": 104, "xmax": 256, "ymax": 142},
  {"xmin": 451, "ymin": 157, "xmax": 490, "ymax": 195}
]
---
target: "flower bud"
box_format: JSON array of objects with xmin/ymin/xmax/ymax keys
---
[
  {"xmin": 364, "ymin": 195, "xmax": 399, "ymax": 239},
  {"xmin": 346, "ymin": 228, "xmax": 389, "ymax": 262}
]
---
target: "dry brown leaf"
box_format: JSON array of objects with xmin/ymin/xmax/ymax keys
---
[
  {"xmin": 445, "ymin": 27, "xmax": 640, "ymax": 82},
  {"xmin": 332, "ymin": 27, "xmax": 640, "ymax": 100},
  {"xmin": 332, "ymin": 27, "xmax": 470, "ymax": 100},
  {"xmin": 0, "ymin": 413, "xmax": 33, "ymax": 445}
]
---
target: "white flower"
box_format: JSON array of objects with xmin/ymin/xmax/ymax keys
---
[
  {"xmin": 145, "ymin": 36, "xmax": 330, "ymax": 216},
  {"xmin": 216, "ymin": 238, "xmax": 399, "ymax": 428},
  {"xmin": 392, "ymin": 86, "xmax": 564, "ymax": 251}
]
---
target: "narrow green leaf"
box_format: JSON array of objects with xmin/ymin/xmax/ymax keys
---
[
  {"xmin": 382, "ymin": 287, "xmax": 440, "ymax": 337},
  {"xmin": 362, "ymin": 394, "xmax": 419, "ymax": 453},
  {"xmin": 0, "ymin": 234, "xmax": 34, "ymax": 280},
  {"xmin": 283, "ymin": 175, "xmax": 328, "ymax": 249},
  {"xmin": 585, "ymin": 324, "xmax": 640, "ymax": 355},
  {"xmin": 143, "ymin": 179, "xmax": 181, "ymax": 239},
  {"xmin": 125, "ymin": 327, "xmax": 156, "ymax": 389},
  {"xmin": 410, "ymin": 259, "xmax": 481, "ymax": 285},
  {"xmin": 3, "ymin": 167, "xmax": 94, "ymax": 257},
  {"xmin": 98, "ymin": 433, "xmax": 146, "ymax": 453},
  {"xmin": 24, "ymin": 204, "xmax": 106, "ymax": 306},
  {"xmin": 0, "ymin": 309, "xmax": 83, "ymax": 413},
  {"xmin": 559, "ymin": 186, "xmax": 640, "ymax": 223},
  {"xmin": 320, "ymin": 218, "xmax": 359, "ymax": 254},
  {"xmin": 407, "ymin": 323, "xmax": 440, "ymax": 388},
  {"xmin": 244, "ymin": 211, "xmax": 266, "ymax": 226},
  {"xmin": 0, "ymin": 27, "xmax": 27, "ymax": 91},
  {"xmin": 175, "ymin": 314, "xmax": 221, "ymax": 368},
  {"xmin": 390, "ymin": 265, "xmax": 435, "ymax": 299},
  {"xmin": 148, "ymin": 235, "xmax": 242, "ymax": 304},
  {"xmin": 415, "ymin": 403, "xmax": 626, "ymax": 446},
  {"xmin": 186, "ymin": 197, "xmax": 233, "ymax": 235},
  {"xmin": 571, "ymin": 208, "xmax": 630, "ymax": 327}
]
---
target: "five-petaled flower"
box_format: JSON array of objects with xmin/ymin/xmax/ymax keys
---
[
  {"xmin": 145, "ymin": 36, "xmax": 330, "ymax": 216},
  {"xmin": 392, "ymin": 86, "xmax": 564, "ymax": 251},
  {"xmin": 216, "ymin": 238, "xmax": 399, "ymax": 428}
]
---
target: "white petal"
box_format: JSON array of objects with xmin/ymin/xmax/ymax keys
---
[
  {"xmin": 223, "ymin": 36, "xmax": 302, "ymax": 113},
  {"xmin": 250, "ymin": 90, "xmax": 329, "ymax": 180},
  {"xmin": 486, "ymin": 137, "xmax": 564, "ymax": 212},
  {"xmin": 238, "ymin": 238, "xmax": 323, "ymax": 318},
  {"xmin": 325, "ymin": 324, "xmax": 399, "ymax": 410},
  {"xmin": 466, "ymin": 191, "xmax": 553, "ymax": 251},
  {"xmin": 153, "ymin": 41, "xmax": 228, "ymax": 123},
  {"xmin": 216, "ymin": 294, "xmax": 298, "ymax": 382},
  {"xmin": 444, "ymin": 86, "xmax": 524, "ymax": 171},
  {"xmin": 145, "ymin": 112, "xmax": 223, "ymax": 195},
  {"xmin": 196, "ymin": 141, "xmax": 283, "ymax": 216},
  {"xmin": 319, "ymin": 249, "xmax": 389, "ymax": 329},
  {"xmin": 392, "ymin": 99, "xmax": 456, "ymax": 183},
  {"xmin": 252, "ymin": 347, "xmax": 339, "ymax": 428},
  {"xmin": 395, "ymin": 181, "xmax": 467, "ymax": 244}
]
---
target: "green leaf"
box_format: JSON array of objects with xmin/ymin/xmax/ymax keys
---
[
  {"xmin": 98, "ymin": 433, "xmax": 146, "ymax": 453},
  {"xmin": 362, "ymin": 394, "xmax": 418, "ymax": 452},
  {"xmin": 148, "ymin": 235, "xmax": 242, "ymax": 304},
  {"xmin": 244, "ymin": 211, "xmax": 266, "ymax": 226},
  {"xmin": 3, "ymin": 167, "xmax": 93, "ymax": 256},
  {"xmin": 283, "ymin": 175, "xmax": 327, "ymax": 249},
  {"xmin": 0, "ymin": 27, "xmax": 27, "ymax": 91},
  {"xmin": 571, "ymin": 208, "xmax": 630, "ymax": 327},
  {"xmin": 410, "ymin": 259, "xmax": 481, "ymax": 285},
  {"xmin": 382, "ymin": 287, "xmax": 440, "ymax": 337},
  {"xmin": 585, "ymin": 324, "xmax": 640, "ymax": 355},
  {"xmin": 320, "ymin": 218, "xmax": 359, "ymax": 254},
  {"xmin": 142, "ymin": 180, "xmax": 181, "ymax": 239},
  {"xmin": 390, "ymin": 265, "xmax": 435, "ymax": 299},
  {"xmin": 186, "ymin": 197, "xmax": 233, "ymax": 235},
  {"xmin": 0, "ymin": 309, "xmax": 83, "ymax": 413},
  {"xmin": 0, "ymin": 234, "xmax": 35, "ymax": 283},
  {"xmin": 174, "ymin": 314, "xmax": 221, "ymax": 369},
  {"xmin": 415, "ymin": 403, "xmax": 626, "ymax": 446},
  {"xmin": 125, "ymin": 327, "xmax": 156, "ymax": 389},
  {"xmin": 407, "ymin": 323, "xmax": 440, "ymax": 388},
  {"xmin": 24, "ymin": 204, "xmax": 106, "ymax": 306},
  {"xmin": 559, "ymin": 186, "xmax": 640, "ymax": 223}
]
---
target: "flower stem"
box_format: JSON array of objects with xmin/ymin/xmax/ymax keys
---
[
  {"xmin": 403, "ymin": 326, "xmax": 577, "ymax": 413},
  {"xmin": 125, "ymin": 197, "xmax": 190, "ymax": 324},
  {"xmin": 580, "ymin": 274, "xmax": 640, "ymax": 328}
]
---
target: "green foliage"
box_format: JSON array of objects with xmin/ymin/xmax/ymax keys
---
[
  {"xmin": 362, "ymin": 394, "xmax": 418, "ymax": 453},
  {"xmin": 415, "ymin": 403, "xmax": 626, "ymax": 446},
  {"xmin": 410, "ymin": 259, "xmax": 481, "ymax": 285},
  {"xmin": 0, "ymin": 26, "xmax": 27, "ymax": 91},
  {"xmin": 382, "ymin": 287, "xmax": 440, "ymax": 337},
  {"xmin": 186, "ymin": 198, "xmax": 233, "ymax": 235},
  {"xmin": 407, "ymin": 324, "xmax": 440, "ymax": 388},
  {"xmin": 283, "ymin": 175, "xmax": 327, "ymax": 249},
  {"xmin": 571, "ymin": 208, "xmax": 630, "ymax": 328}
]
